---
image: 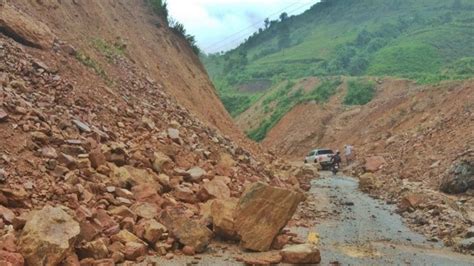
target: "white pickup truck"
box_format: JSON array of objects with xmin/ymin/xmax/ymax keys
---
[{"xmin": 304, "ymin": 149, "xmax": 335, "ymax": 170}]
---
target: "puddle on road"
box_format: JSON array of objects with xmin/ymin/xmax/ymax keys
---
[{"xmin": 336, "ymin": 244, "xmax": 382, "ymax": 259}]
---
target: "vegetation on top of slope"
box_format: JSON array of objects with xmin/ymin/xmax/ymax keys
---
[
  {"xmin": 146, "ymin": 0, "xmax": 200, "ymax": 54},
  {"xmin": 247, "ymin": 78, "xmax": 342, "ymax": 141},
  {"xmin": 203, "ymin": 0, "xmax": 474, "ymax": 119}
]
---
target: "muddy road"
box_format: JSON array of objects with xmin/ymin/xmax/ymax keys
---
[{"xmin": 152, "ymin": 174, "xmax": 473, "ymax": 265}]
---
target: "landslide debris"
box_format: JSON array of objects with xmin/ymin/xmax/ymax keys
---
[{"xmin": 0, "ymin": 31, "xmax": 310, "ymax": 264}]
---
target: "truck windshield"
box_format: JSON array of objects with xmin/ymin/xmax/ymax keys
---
[{"xmin": 318, "ymin": 150, "xmax": 334, "ymax": 155}]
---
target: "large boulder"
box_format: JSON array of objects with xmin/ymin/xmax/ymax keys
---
[
  {"xmin": 440, "ymin": 158, "xmax": 474, "ymax": 194},
  {"xmin": 19, "ymin": 206, "xmax": 80, "ymax": 265},
  {"xmin": 0, "ymin": 3, "xmax": 55, "ymax": 49},
  {"xmin": 234, "ymin": 182, "xmax": 305, "ymax": 251},
  {"xmin": 280, "ymin": 244, "xmax": 321, "ymax": 264},
  {"xmin": 160, "ymin": 209, "xmax": 213, "ymax": 253}
]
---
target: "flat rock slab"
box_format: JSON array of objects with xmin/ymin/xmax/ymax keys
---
[
  {"xmin": 281, "ymin": 244, "xmax": 321, "ymax": 264},
  {"xmin": 0, "ymin": 3, "xmax": 55, "ymax": 49}
]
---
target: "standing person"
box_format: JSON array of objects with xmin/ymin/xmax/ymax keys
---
[
  {"xmin": 344, "ymin": 144, "xmax": 354, "ymax": 165},
  {"xmin": 330, "ymin": 150, "xmax": 342, "ymax": 168}
]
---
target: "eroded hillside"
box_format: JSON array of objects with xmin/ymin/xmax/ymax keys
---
[{"xmin": 7, "ymin": 0, "xmax": 246, "ymax": 143}]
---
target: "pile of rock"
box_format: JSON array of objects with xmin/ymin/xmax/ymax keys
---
[{"xmin": 0, "ymin": 36, "xmax": 310, "ymax": 264}]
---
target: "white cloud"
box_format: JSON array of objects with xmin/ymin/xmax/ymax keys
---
[{"xmin": 167, "ymin": 0, "xmax": 318, "ymax": 53}]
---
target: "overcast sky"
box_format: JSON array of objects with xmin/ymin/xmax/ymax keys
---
[{"xmin": 167, "ymin": 0, "xmax": 318, "ymax": 53}]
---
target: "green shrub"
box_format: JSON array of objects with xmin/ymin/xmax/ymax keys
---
[
  {"xmin": 221, "ymin": 94, "xmax": 253, "ymax": 117},
  {"xmin": 302, "ymin": 78, "xmax": 342, "ymax": 103},
  {"xmin": 147, "ymin": 0, "xmax": 168, "ymax": 21},
  {"xmin": 75, "ymin": 51, "xmax": 113, "ymax": 85},
  {"xmin": 146, "ymin": 1, "xmax": 200, "ymax": 54},
  {"xmin": 92, "ymin": 39, "xmax": 126, "ymax": 62},
  {"xmin": 344, "ymin": 79, "xmax": 375, "ymax": 105},
  {"xmin": 169, "ymin": 20, "xmax": 200, "ymax": 54},
  {"xmin": 249, "ymin": 78, "xmax": 342, "ymax": 142}
]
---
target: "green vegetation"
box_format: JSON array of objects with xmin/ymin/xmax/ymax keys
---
[
  {"xmin": 92, "ymin": 38, "xmax": 126, "ymax": 62},
  {"xmin": 146, "ymin": 0, "xmax": 199, "ymax": 54},
  {"xmin": 75, "ymin": 51, "xmax": 110, "ymax": 84},
  {"xmin": 146, "ymin": 0, "xmax": 169, "ymax": 22},
  {"xmin": 203, "ymin": 0, "xmax": 474, "ymax": 141},
  {"xmin": 248, "ymin": 78, "xmax": 342, "ymax": 141},
  {"xmin": 344, "ymin": 79, "xmax": 376, "ymax": 105}
]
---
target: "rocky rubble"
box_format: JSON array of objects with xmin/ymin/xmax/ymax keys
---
[
  {"xmin": 352, "ymin": 149, "xmax": 474, "ymax": 253},
  {"xmin": 0, "ymin": 35, "xmax": 311, "ymax": 264}
]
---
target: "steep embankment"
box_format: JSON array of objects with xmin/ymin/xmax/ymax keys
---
[{"xmin": 9, "ymin": 0, "xmax": 244, "ymax": 143}]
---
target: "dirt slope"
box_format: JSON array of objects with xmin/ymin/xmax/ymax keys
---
[{"xmin": 8, "ymin": 0, "xmax": 245, "ymax": 143}]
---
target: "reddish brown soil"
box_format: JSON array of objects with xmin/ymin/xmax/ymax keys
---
[{"xmin": 9, "ymin": 0, "xmax": 254, "ymax": 149}]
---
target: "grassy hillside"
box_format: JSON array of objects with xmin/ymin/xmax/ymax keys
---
[{"xmin": 203, "ymin": 0, "xmax": 474, "ymax": 133}]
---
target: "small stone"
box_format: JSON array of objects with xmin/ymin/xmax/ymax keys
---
[
  {"xmin": 0, "ymin": 108, "xmax": 8, "ymax": 122},
  {"xmin": 160, "ymin": 209, "xmax": 212, "ymax": 253},
  {"xmin": 41, "ymin": 146, "xmax": 58, "ymax": 159},
  {"xmin": 151, "ymin": 152, "xmax": 172, "ymax": 174},
  {"xmin": 72, "ymin": 119, "xmax": 92, "ymax": 133},
  {"xmin": 167, "ymin": 128, "xmax": 180, "ymax": 142},
  {"xmin": 134, "ymin": 219, "xmax": 167, "ymax": 244},
  {"xmin": 280, "ymin": 244, "xmax": 321, "ymax": 264},
  {"xmin": 131, "ymin": 202, "xmax": 159, "ymax": 219},
  {"xmin": 123, "ymin": 242, "xmax": 147, "ymax": 261},
  {"xmin": 89, "ymin": 149, "xmax": 106, "ymax": 169},
  {"xmin": 109, "ymin": 206, "xmax": 137, "ymax": 221},
  {"xmin": 115, "ymin": 197, "xmax": 131, "ymax": 206},
  {"xmin": 77, "ymin": 238, "xmax": 109, "ymax": 260},
  {"xmin": 174, "ymin": 185, "xmax": 197, "ymax": 203},
  {"xmin": 0, "ymin": 169, "xmax": 6, "ymax": 183},
  {"xmin": 110, "ymin": 230, "xmax": 145, "ymax": 245},
  {"xmin": 459, "ymin": 237, "xmax": 474, "ymax": 251},
  {"xmin": 0, "ymin": 250, "xmax": 24, "ymax": 266},
  {"xmin": 466, "ymin": 227, "xmax": 474, "ymax": 238},
  {"xmin": 198, "ymin": 179, "xmax": 230, "ymax": 201},
  {"xmin": 186, "ymin": 167, "xmax": 207, "ymax": 182},
  {"xmin": 182, "ymin": 246, "xmax": 195, "ymax": 256}
]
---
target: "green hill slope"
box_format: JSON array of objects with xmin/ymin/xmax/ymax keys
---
[{"xmin": 202, "ymin": 0, "xmax": 474, "ymax": 139}]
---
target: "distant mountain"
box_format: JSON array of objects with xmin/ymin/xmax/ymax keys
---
[{"xmin": 203, "ymin": 0, "xmax": 474, "ymax": 120}]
